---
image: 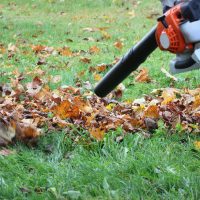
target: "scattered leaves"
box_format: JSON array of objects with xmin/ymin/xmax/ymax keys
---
[{"xmin": 0, "ymin": 75, "xmax": 200, "ymax": 145}]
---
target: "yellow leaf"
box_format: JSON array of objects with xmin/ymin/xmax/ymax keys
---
[
  {"xmin": 194, "ymin": 141, "xmax": 200, "ymax": 150},
  {"xmin": 161, "ymin": 88, "xmax": 177, "ymax": 105},
  {"xmin": 192, "ymin": 96, "xmax": 200, "ymax": 110},
  {"xmin": 106, "ymin": 103, "xmax": 115, "ymax": 111},
  {"xmin": 94, "ymin": 73, "xmax": 102, "ymax": 81},
  {"xmin": 128, "ymin": 10, "xmax": 136, "ymax": 18},
  {"xmin": 101, "ymin": 31, "xmax": 111, "ymax": 40}
]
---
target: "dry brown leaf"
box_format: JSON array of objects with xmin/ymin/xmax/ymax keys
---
[
  {"xmin": 0, "ymin": 119, "xmax": 16, "ymax": 144},
  {"xmin": 52, "ymin": 117, "xmax": 71, "ymax": 128},
  {"xmin": 26, "ymin": 76, "xmax": 43, "ymax": 96},
  {"xmin": 82, "ymin": 27, "xmax": 98, "ymax": 32},
  {"xmin": 0, "ymin": 72, "xmax": 199, "ymax": 146},
  {"xmin": 52, "ymin": 75, "xmax": 62, "ymax": 83},
  {"xmin": 192, "ymin": 96, "xmax": 200, "ymax": 110},
  {"xmin": 143, "ymin": 105, "xmax": 159, "ymax": 118},
  {"xmin": 161, "ymin": 88, "xmax": 177, "ymax": 105},
  {"xmin": 89, "ymin": 46, "xmax": 100, "ymax": 54},
  {"xmin": 128, "ymin": 10, "xmax": 136, "ymax": 18},
  {"xmin": 31, "ymin": 45, "xmax": 46, "ymax": 54},
  {"xmin": 89, "ymin": 127, "xmax": 105, "ymax": 141},
  {"xmin": 80, "ymin": 57, "xmax": 91, "ymax": 63},
  {"xmin": 135, "ymin": 68, "xmax": 151, "ymax": 83},
  {"xmin": 101, "ymin": 31, "xmax": 111, "ymax": 40},
  {"xmin": 114, "ymin": 41, "xmax": 123, "ymax": 50},
  {"xmin": 0, "ymin": 44, "xmax": 6, "ymax": 54},
  {"xmin": 161, "ymin": 68, "xmax": 178, "ymax": 81},
  {"xmin": 52, "ymin": 100, "xmax": 80, "ymax": 119},
  {"xmin": 59, "ymin": 47, "xmax": 73, "ymax": 57},
  {"xmin": 8, "ymin": 44, "xmax": 18, "ymax": 53},
  {"xmin": 16, "ymin": 123, "xmax": 40, "ymax": 139},
  {"xmin": 0, "ymin": 149, "xmax": 15, "ymax": 156},
  {"xmin": 96, "ymin": 64, "xmax": 107, "ymax": 72}
]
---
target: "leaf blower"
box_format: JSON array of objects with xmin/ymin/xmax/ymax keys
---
[{"xmin": 94, "ymin": 0, "xmax": 200, "ymax": 97}]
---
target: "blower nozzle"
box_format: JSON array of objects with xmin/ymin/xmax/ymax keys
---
[{"xmin": 94, "ymin": 26, "xmax": 158, "ymax": 98}]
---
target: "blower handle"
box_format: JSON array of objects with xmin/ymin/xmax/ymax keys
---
[{"xmin": 94, "ymin": 26, "xmax": 158, "ymax": 98}]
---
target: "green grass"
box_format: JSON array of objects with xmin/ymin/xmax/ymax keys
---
[
  {"xmin": 1, "ymin": 131, "xmax": 200, "ymax": 199},
  {"xmin": 0, "ymin": 0, "xmax": 200, "ymax": 199}
]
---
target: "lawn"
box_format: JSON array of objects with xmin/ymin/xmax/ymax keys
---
[{"xmin": 0, "ymin": 0, "xmax": 200, "ymax": 199}]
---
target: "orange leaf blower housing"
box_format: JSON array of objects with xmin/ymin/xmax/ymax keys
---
[{"xmin": 156, "ymin": 4, "xmax": 193, "ymax": 54}]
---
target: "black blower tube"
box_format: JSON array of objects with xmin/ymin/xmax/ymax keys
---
[{"xmin": 94, "ymin": 26, "xmax": 158, "ymax": 97}]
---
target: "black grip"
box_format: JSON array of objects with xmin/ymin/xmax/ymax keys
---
[
  {"xmin": 175, "ymin": 57, "xmax": 195, "ymax": 69},
  {"xmin": 181, "ymin": 0, "xmax": 200, "ymax": 22},
  {"xmin": 94, "ymin": 26, "xmax": 158, "ymax": 97}
]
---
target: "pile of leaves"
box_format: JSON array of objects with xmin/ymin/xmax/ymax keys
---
[{"xmin": 0, "ymin": 74, "xmax": 199, "ymax": 147}]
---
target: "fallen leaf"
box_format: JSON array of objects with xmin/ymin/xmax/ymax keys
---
[
  {"xmin": 80, "ymin": 57, "xmax": 91, "ymax": 63},
  {"xmin": 89, "ymin": 46, "xmax": 100, "ymax": 54},
  {"xmin": 52, "ymin": 100, "xmax": 80, "ymax": 119},
  {"xmin": 82, "ymin": 27, "xmax": 97, "ymax": 32},
  {"xmin": 0, "ymin": 119, "xmax": 16, "ymax": 144},
  {"xmin": 52, "ymin": 75, "xmax": 62, "ymax": 83},
  {"xmin": 15, "ymin": 123, "xmax": 40, "ymax": 140},
  {"xmin": 94, "ymin": 73, "xmax": 102, "ymax": 81},
  {"xmin": 135, "ymin": 68, "xmax": 151, "ymax": 83},
  {"xmin": 161, "ymin": 88, "xmax": 177, "ymax": 105},
  {"xmin": 143, "ymin": 105, "xmax": 159, "ymax": 118},
  {"xmin": 101, "ymin": 31, "xmax": 111, "ymax": 40},
  {"xmin": 161, "ymin": 67, "xmax": 178, "ymax": 81},
  {"xmin": 114, "ymin": 41, "xmax": 123, "ymax": 50},
  {"xmin": 128, "ymin": 10, "xmax": 136, "ymax": 18},
  {"xmin": 0, "ymin": 149, "xmax": 15, "ymax": 156},
  {"xmin": 58, "ymin": 47, "xmax": 73, "ymax": 57},
  {"xmin": 89, "ymin": 127, "xmax": 105, "ymax": 141},
  {"xmin": 194, "ymin": 141, "xmax": 200, "ymax": 150},
  {"xmin": 31, "ymin": 45, "xmax": 46, "ymax": 54}
]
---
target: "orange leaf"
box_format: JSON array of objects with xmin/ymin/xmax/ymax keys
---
[
  {"xmin": 96, "ymin": 64, "xmax": 107, "ymax": 72},
  {"xmin": 144, "ymin": 105, "xmax": 159, "ymax": 118},
  {"xmin": 31, "ymin": 45, "xmax": 46, "ymax": 54},
  {"xmin": 59, "ymin": 47, "xmax": 73, "ymax": 57},
  {"xmin": 89, "ymin": 46, "xmax": 100, "ymax": 54},
  {"xmin": 16, "ymin": 123, "xmax": 40, "ymax": 139},
  {"xmin": 114, "ymin": 41, "xmax": 123, "ymax": 50},
  {"xmin": 135, "ymin": 68, "xmax": 151, "ymax": 83},
  {"xmin": 89, "ymin": 127, "xmax": 105, "ymax": 141},
  {"xmin": 52, "ymin": 100, "xmax": 80, "ymax": 119},
  {"xmin": 192, "ymin": 96, "xmax": 200, "ymax": 110},
  {"xmin": 0, "ymin": 44, "xmax": 6, "ymax": 54}
]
